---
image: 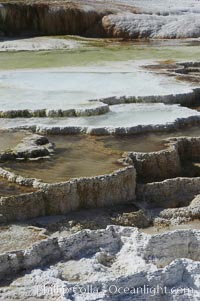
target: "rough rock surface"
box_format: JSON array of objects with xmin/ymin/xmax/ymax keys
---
[
  {"xmin": 124, "ymin": 136, "xmax": 200, "ymax": 183},
  {"xmin": 154, "ymin": 194, "xmax": 200, "ymax": 225},
  {"xmin": 0, "ymin": 129, "xmax": 200, "ymax": 300},
  {"xmin": 0, "ymin": 134, "xmax": 54, "ymax": 161},
  {"xmin": 13, "ymin": 134, "xmax": 54, "ymax": 159},
  {"xmin": 0, "ymin": 166, "xmax": 136, "ymax": 222},
  {"xmin": 0, "ymin": 36, "xmax": 82, "ymax": 51},
  {"xmin": 25, "ymin": 114, "xmax": 200, "ymax": 137},
  {"xmin": 0, "ymin": 226, "xmax": 200, "ymax": 300},
  {"xmin": 0, "ymin": 224, "xmax": 47, "ymax": 254},
  {"xmin": 146, "ymin": 61, "xmax": 200, "ymax": 87},
  {"xmin": 101, "ymin": 13, "xmax": 200, "ymax": 39},
  {"xmin": 0, "ymin": 0, "xmax": 200, "ymax": 39},
  {"xmin": 30, "ymin": 205, "xmax": 150, "ymax": 234},
  {"xmin": 0, "ymin": 0, "xmax": 117, "ymax": 36},
  {"xmin": 124, "ymin": 143, "xmax": 181, "ymax": 183},
  {"xmin": 137, "ymin": 177, "xmax": 200, "ymax": 208},
  {"xmin": 2, "ymin": 136, "xmax": 200, "ymax": 222},
  {"xmin": 0, "ymin": 102, "xmax": 110, "ymax": 118}
]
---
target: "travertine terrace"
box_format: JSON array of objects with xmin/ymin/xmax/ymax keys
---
[
  {"xmin": 1, "ymin": 64, "xmax": 200, "ymax": 300},
  {"xmin": 0, "ymin": 1, "xmax": 200, "ymax": 300},
  {"xmin": 0, "ymin": 0, "xmax": 200, "ymax": 38}
]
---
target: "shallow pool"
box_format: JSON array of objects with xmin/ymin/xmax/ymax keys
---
[
  {"xmin": 0, "ymin": 103, "xmax": 198, "ymax": 129},
  {"xmin": 0, "ymin": 69, "xmax": 192, "ymax": 110},
  {"xmin": 58, "ymin": 103, "xmax": 199, "ymax": 127},
  {"xmin": 1, "ymin": 135, "xmax": 121, "ymax": 183},
  {"xmin": 0, "ymin": 177, "xmax": 35, "ymax": 197}
]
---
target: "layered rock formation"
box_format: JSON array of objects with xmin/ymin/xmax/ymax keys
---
[
  {"xmin": 0, "ymin": 131, "xmax": 200, "ymax": 299},
  {"xmin": 0, "ymin": 102, "xmax": 110, "ymax": 118},
  {"xmin": 2, "ymin": 82, "xmax": 199, "ymax": 134},
  {"xmin": 0, "ymin": 165, "xmax": 136, "ymax": 222},
  {"xmin": 146, "ymin": 61, "xmax": 200, "ymax": 86},
  {"xmin": 137, "ymin": 177, "xmax": 200, "ymax": 208},
  {"xmin": 0, "ymin": 0, "xmax": 200, "ymax": 38},
  {"xmin": 101, "ymin": 13, "xmax": 200, "ymax": 39},
  {"xmin": 124, "ymin": 137, "xmax": 200, "ymax": 182},
  {"xmin": 0, "ymin": 1, "xmax": 104, "ymax": 36},
  {"xmin": 1, "ymin": 135, "xmax": 200, "ymax": 222}
]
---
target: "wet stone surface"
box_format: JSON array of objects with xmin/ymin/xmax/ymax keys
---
[{"xmin": 0, "ymin": 177, "xmax": 35, "ymax": 197}]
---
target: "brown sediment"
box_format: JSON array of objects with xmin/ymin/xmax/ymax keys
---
[
  {"xmin": 2, "ymin": 134, "xmax": 200, "ymax": 222},
  {"xmin": 140, "ymin": 220, "xmax": 200, "ymax": 235},
  {"xmin": 96, "ymin": 126, "xmax": 200, "ymax": 153},
  {"xmin": 1, "ymin": 135, "xmax": 122, "ymax": 183},
  {"xmin": 191, "ymin": 106, "xmax": 200, "ymax": 112},
  {"xmin": 145, "ymin": 61, "xmax": 200, "ymax": 85},
  {"xmin": 0, "ymin": 176, "xmax": 35, "ymax": 196},
  {"xmin": 32, "ymin": 205, "xmax": 150, "ymax": 237},
  {"xmin": 3, "ymin": 127, "xmax": 200, "ymax": 183},
  {"xmin": 0, "ymin": 130, "xmax": 28, "ymax": 151}
]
